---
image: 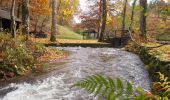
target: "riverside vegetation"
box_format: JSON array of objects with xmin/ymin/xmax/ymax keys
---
[
  {"xmin": 0, "ymin": 33, "xmax": 66, "ymax": 80},
  {"xmin": 125, "ymin": 41, "xmax": 170, "ymax": 81}
]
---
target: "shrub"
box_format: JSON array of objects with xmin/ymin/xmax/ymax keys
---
[{"xmin": 0, "ymin": 33, "xmax": 45, "ymax": 76}]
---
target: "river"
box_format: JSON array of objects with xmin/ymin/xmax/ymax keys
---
[{"xmin": 0, "ymin": 47, "xmax": 151, "ymax": 100}]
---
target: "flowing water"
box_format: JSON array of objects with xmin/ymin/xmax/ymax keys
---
[{"xmin": 0, "ymin": 47, "xmax": 151, "ymax": 100}]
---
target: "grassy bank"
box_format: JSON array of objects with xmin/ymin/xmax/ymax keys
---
[
  {"xmin": 57, "ymin": 25, "xmax": 83, "ymax": 40},
  {"xmin": 0, "ymin": 33, "xmax": 66, "ymax": 80},
  {"xmin": 125, "ymin": 42, "xmax": 170, "ymax": 81}
]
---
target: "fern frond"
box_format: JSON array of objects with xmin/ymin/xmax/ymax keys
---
[
  {"xmin": 116, "ymin": 78, "xmax": 124, "ymax": 91},
  {"xmin": 73, "ymin": 74, "xmax": 135, "ymax": 100},
  {"xmin": 153, "ymin": 72, "xmax": 170, "ymax": 99},
  {"xmin": 126, "ymin": 82, "xmax": 133, "ymax": 95}
]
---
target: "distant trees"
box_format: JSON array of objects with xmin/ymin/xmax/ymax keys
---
[
  {"xmin": 30, "ymin": 0, "xmax": 51, "ymax": 33},
  {"xmin": 79, "ymin": 0, "xmax": 101, "ymax": 39},
  {"xmin": 79, "ymin": 0, "xmax": 124, "ymax": 41},
  {"xmin": 57, "ymin": 0, "xmax": 79, "ymax": 26}
]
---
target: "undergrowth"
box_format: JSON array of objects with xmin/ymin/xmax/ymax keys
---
[{"xmin": 0, "ymin": 33, "xmax": 65, "ymax": 79}]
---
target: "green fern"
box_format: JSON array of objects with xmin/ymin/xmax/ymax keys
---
[
  {"xmin": 73, "ymin": 74, "xmax": 170, "ymax": 100},
  {"xmin": 73, "ymin": 74, "xmax": 134, "ymax": 100},
  {"xmin": 152, "ymin": 72, "xmax": 170, "ymax": 99}
]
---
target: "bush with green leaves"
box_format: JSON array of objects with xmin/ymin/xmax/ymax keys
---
[
  {"xmin": 0, "ymin": 33, "xmax": 45, "ymax": 76},
  {"xmin": 73, "ymin": 74, "xmax": 170, "ymax": 100}
]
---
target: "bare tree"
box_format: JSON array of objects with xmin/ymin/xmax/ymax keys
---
[
  {"xmin": 11, "ymin": 0, "xmax": 16, "ymax": 38},
  {"xmin": 98, "ymin": 0, "xmax": 107, "ymax": 42},
  {"xmin": 50, "ymin": 0, "xmax": 57, "ymax": 42},
  {"xmin": 22, "ymin": 0, "xmax": 29, "ymax": 35},
  {"xmin": 139, "ymin": 0, "xmax": 147, "ymax": 38}
]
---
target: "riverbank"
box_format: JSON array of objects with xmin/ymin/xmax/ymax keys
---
[
  {"xmin": 0, "ymin": 48, "xmax": 68, "ymax": 86},
  {"xmin": 0, "ymin": 34, "xmax": 68, "ymax": 82},
  {"xmin": 125, "ymin": 42, "xmax": 170, "ymax": 81}
]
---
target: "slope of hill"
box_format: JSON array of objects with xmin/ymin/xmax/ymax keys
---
[{"xmin": 57, "ymin": 25, "xmax": 83, "ymax": 40}]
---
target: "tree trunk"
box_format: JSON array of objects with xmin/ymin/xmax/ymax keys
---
[
  {"xmin": 121, "ymin": 0, "xmax": 127, "ymax": 34},
  {"xmin": 121, "ymin": 0, "xmax": 128, "ymax": 46},
  {"xmin": 97, "ymin": 0, "xmax": 102, "ymax": 39},
  {"xmin": 98, "ymin": 0, "xmax": 107, "ymax": 42},
  {"xmin": 139, "ymin": 0, "xmax": 147, "ymax": 38},
  {"xmin": 50, "ymin": 0, "xmax": 57, "ymax": 42},
  {"xmin": 22, "ymin": 0, "xmax": 29, "ymax": 35},
  {"xmin": 11, "ymin": 0, "xmax": 16, "ymax": 38},
  {"xmin": 129, "ymin": 0, "xmax": 137, "ymax": 30}
]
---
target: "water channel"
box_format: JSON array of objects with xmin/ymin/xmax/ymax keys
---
[{"xmin": 0, "ymin": 47, "xmax": 151, "ymax": 100}]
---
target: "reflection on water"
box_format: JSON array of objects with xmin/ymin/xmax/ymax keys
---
[{"xmin": 0, "ymin": 47, "xmax": 151, "ymax": 100}]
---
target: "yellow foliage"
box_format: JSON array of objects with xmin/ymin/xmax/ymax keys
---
[
  {"xmin": 30, "ymin": 0, "xmax": 51, "ymax": 16},
  {"xmin": 143, "ymin": 43, "xmax": 170, "ymax": 61}
]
